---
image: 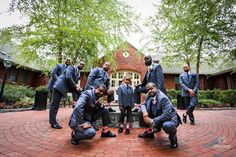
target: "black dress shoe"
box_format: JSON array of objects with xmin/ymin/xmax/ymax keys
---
[
  {"xmin": 71, "ymin": 131, "xmax": 74, "ymax": 138},
  {"xmin": 93, "ymin": 125, "xmax": 99, "ymax": 131},
  {"xmin": 138, "ymin": 131, "xmax": 154, "ymax": 138},
  {"xmin": 51, "ymin": 123, "xmax": 62, "ymax": 129},
  {"xmin": 190, "ymin": 122, "xmax": 195, "ymax": 125},
  {"xmin": 125, "ymin": 129, "xmax": 130, "ymax": 135},
  {"xmin": 170, "ymin": 136, "xmax": 178, "ymax": 148},
  {"xmin": 183, "ymin": 114, "xmax": 187, "ymax": 123},
  {"xmin": 71, "ymin": 131, "xmax": 79, "ymax": 145},
  {"xmin": 108, "ymin": 108, "xmax": 116, "ymax": 112},
  {"xmin": 101, "ymin": 130, "xmax": 116, "ymax": 137},
  {"xmin": 132, "ymin": 108, "xmax": 139, "ymax": 113},
  {"xmin": 71, "ymin": 138, "xmax": 79, "ymax": 145},
  {"xmin": 118, "ymin": 127, "xmax": 123, "ymax": 134}
]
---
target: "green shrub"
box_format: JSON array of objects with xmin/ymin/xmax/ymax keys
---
[
  {"xmin": 171, "ymin": 99, "xmax": 177, "ymax": 106},
  {"xmin": 211, "ymin": 89, "xmax": 221, "ymax": 100},
  {"xmin": 3, "ymin": 84, "xmax": 35, "ymax": 104},
  {"xmin": 219, "ymin": 89, "xmax": 236, "ymax": 105},
  {"xmin": 166, "ymin": 89, "xmax": 180, "ymax": 100},
  {"xmin": 35, "ymin": 86, "xmax": 49, "ymax": 93},
  {"xmin": 198, "ymin": 90, "xmax": 214, "ymax": 99},
  {"xmin": 198, "ymin": 99, "xmax": 222, "ymax": 108}
]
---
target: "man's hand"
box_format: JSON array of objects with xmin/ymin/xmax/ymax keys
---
[
  {"xmin": 80, "ymin": 122, "xmax": 92, "ymax": 129},
  {"xmin": 107, "ymin": 88, "xmax": 114, "ymax": 95},
  {"xmin": 96, "ymin": 100, "xmax": 103, "ymax": 106},
  {"xmin": 143, "ymin": 111, "xmax": 152, "ymax": 125},
  {"xmin": 135, "ymin": 83, "xmax": 142, "ymax": 87},
  {"xmin": 72, "ymin": 101, "xmax": 77, "ymax": 108},
  {"xmin": 119, "ymin": 106, "xmax": 124, "ymax": 112},
  {"xmin": 188, "ymin": 89, "xmax": 195, "ymax": 97},
  {"xmin": 144, "ymin": 117, "xmax": 152, "ymax": 125},
  {"xmin": 76, "ymin": 85, "xmax": 82, "ymax": 92}
]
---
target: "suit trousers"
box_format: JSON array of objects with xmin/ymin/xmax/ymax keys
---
[
  {"xmin": 72, "ymin": 107, "xmax": 111, "ymax": 141},
  {"xmin": 138, "ymin": 110, "xmax": 178, "ymax": 142},
  {"xmin": 92, "ymin": 107, "xmax": 111, "ymax": 126},
  {"xmin": 118, "ymin": 107, "xmax": 132, "ymax": 123},
  {"xmin": 49, "ymin": 89, "xmax": 63, "ymax": 124},
  {"xmin": 183, "ymin": 96, "xmax": 197, "ymax": 123},
  {"xmin": 107, "ymin": 92, "xmax": 114, "ymax": 103},
  {"xmin": 134, "ymin": 85, "xmax": 147, "ymax": 104},
  {"xmin": 73, "ymin": 127, "xmax": 96, "ymax": 141}
]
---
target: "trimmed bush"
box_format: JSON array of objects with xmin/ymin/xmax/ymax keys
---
[
  {"xmin": 166, "ymin": 89, "xmax": 180, "ymax": 100},
  {"xmin": 198, "ymin": 99, "xmax": 222, "ymax": 108},
  {"xmin": 2, "ymin": 84, "xmax": 35, "ymax": 104},
  {"xmin": 198, "ymin": 90, "xmax": 214, "ymax": 99},
  {"xmin": 167, "ymin": 89, "xmax": 236, "ymax": 106},
  {"xmin": 219, "ymin": 89, "xmax": 236, "ymax": 105},
  {"xmin": 171, "ymin": 99, "xmax": 177, "ymax": 107},
  {"xmin": 35, "ymin": 86, "xmax": 49, "ymax": 93}
]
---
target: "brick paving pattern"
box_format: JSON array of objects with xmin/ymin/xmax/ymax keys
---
[{"xmin": 0, "ymin": 108, "xmax": 235, "ymax": 157}]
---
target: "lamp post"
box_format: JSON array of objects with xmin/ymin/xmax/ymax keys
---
[{"xmin": 0, "ymin": 58, "xmax": 13, "ymax": 102}]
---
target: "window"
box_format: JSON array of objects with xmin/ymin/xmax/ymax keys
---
[
  {"xmin": 8, "ymin": 69, "xmax": 17, "ymax": 82},
  {"xmin": 110, "ymin": 71, "xmax": 141, "ymax": 89},
  {"xmin": 127, "ymin": 72, "xmax": 133, "ymax": 77},
  {"xmin": 134, "ymin": 73, "xmax": 139, "ymax": 79},
  {"xmin": 18, "ymin": 71, "xmax": 28, "ymax": 84},
  {"xmin": 111, "ymin": 80, "xmax": 115, "ymax": 87},
  {"xmin": 118, "ymin": 72, "xmax": 123, "ymax": 79},
  {"xmin": 110, "ymin": 70, "xmax": 141, "ymax": 101},
  {"xmin": 174, "ymin": 77, "xmax": 179, "ymax": 84},
  {"xmin": 112, "ymin": 73, "xmax": 116, "ymax": 79}
]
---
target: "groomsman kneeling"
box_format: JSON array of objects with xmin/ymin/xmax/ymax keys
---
[
  {"xmin": 69, "ymin": 84, "xmax": 116, "ymax": 145},
  {"xmin": 138, "ymin": 82, "xmax": 182, "ymax": 148}
]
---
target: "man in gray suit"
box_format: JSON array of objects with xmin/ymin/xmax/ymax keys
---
[
  {"xmin": 69, "ymin": 84, "xmax": 116, "ymax": 145},
  {"xmin": 138, "ymin": 82, "xmax": 181, "ymax": 148},
  {"xmin": 133, "ymin": 55, "xmax": 166, "ymax": 112},
  {"xmin": 47, "ymin": 58, "xmax": 71, "ymax": 100},
  {"xmin": 179, "ymin": 64, "xmax": 199, "ymax": 125},
  {"xmin": 85, "ymin": 62, "xmax": 116, "ymax": 112},
  {"xmin": 49, "ymin": 61, "xmax": 85, "ymax": 129}
]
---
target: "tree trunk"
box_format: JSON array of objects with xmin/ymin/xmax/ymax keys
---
[{"xmin": 196, "ymin": 36, "xmax": 203, "ymax": 74}]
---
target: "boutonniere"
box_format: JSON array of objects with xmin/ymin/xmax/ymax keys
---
[
  {"xmin": 152, "ymin": 97, "xmax": 157, "ymax": 105},
  {"xmin": 150, "ymin": 64, "xmax": 153, "ymax": 70},
  {"xmin": 96, "ymin": 97, "xmax": 105, "ymax": 107}
]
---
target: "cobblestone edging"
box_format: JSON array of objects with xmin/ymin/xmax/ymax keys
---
[
  {"xmin": 0, "ymin": 107, "xmax": 33, "ymax": 113},
  {"xmin": 0, "ymin": 106, "xmax": 235, "ymax": 113}
]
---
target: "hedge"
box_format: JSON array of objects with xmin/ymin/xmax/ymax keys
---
[{"xmin": 167, "ymin": 89, "xmax": 236, "ymax": 106}]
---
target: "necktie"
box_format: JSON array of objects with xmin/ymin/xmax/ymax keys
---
[
  {"xmin": 127, "ymin": 85, "xmax": 129, "ymax": 90},
  {"xmin": 152, "ymin": 98, "xmax": 157, "ymax": 117},
  {"xmin": 148, "ymin": 66, "xmax": 151, "ymax": 72},
  {"xmin": 187, "ymin": 72, "xmax": 190, "ymax": 81}
]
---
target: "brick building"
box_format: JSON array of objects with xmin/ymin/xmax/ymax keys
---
[
  {"xmin": 79, "ymin": 43, "xmax": 235, "ymax": 101},
  {"xmin": 0, "ymin": 50, "xmax": 46, "ymax": 87},
  {"xmin": 1, "ymin": 42, "xmax": 235, "ymax": 93}
]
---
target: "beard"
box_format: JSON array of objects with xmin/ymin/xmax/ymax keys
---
[{"xmin": 145, "ymin": 60, "xmax": 152, "ymax": 66}]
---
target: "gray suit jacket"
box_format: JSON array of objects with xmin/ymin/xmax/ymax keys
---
[
  {"xmin": 118, "ymin": 84, "xmax": 134, "ymax": 108},
  {"xmin": 53, "ymin": 65, "xmax": 80, "ymax": 96},
  {"xmin": 69, "ymin": 90, "xmax": 98, "ymax": 132},
  {"xmin": 85, "ymin": 67, "xmax": 110, "ymax": 90},
  {"xmin": 142, "ymin": 63, "xmax": 166, "ymax": 94},
  {"xmin": 141, "ymin": 90, "xmax": 181, "ymax": 126},
  {"xmin": 179, "ymin": 72, "xmax": 199, "ymax": 97},
  {"xmin": 47, "ymin": 63, "xmax": 67, "ymax": 90}
]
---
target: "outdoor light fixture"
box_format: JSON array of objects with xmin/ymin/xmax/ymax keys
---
[
  {"xmin": 0, "ymin": 58, "xmax": 13, "ymax": 102},
  {"xmin": 3, "ymin": 58, "xmax": 13, "ymax": 69}
]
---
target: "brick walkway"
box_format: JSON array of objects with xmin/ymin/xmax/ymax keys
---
[{"xmin": 0, "ymin": 108, "xmax": 235, "ymax": 157}]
